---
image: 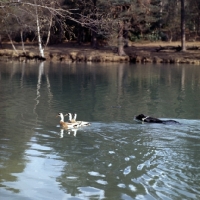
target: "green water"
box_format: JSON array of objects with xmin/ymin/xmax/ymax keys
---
[{"xmin": 0, "ymin": 62, "xmax": 199, "ymax": 200}]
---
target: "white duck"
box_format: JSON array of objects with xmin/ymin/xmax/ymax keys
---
[
  {"xmin": 65, "ymin": 113, "xmax": 91, "ymax": 126},
  {"xmin": 56, "ymin": 113, "xmax": 81, "ymax": 129}
]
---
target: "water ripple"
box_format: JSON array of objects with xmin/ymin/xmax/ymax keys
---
[
  {"xmin": 88, "ymin": 171, "xmax": 105, "ymax": 177},
  {"xmin": 123, "ymin": 166, "xmax": 131, "ymax": 176}
]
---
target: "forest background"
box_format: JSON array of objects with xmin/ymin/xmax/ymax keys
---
[{"xmin": 0, "ymin": 0, "xmax": 199, "ymax": 60}]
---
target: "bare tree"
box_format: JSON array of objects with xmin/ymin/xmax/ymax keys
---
[
  {"xmin": 0, "ymin": 0, "xmax": 91, "ymax": 57},
  {"xmin": 34, "ymin": 0, "xmax": 44, "ymax": 57},
  {"xmin": 181, "ymin": 0, "xmax": 186, "ymax": 51}
]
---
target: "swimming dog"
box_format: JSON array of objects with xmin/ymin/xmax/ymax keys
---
[{"xmin": 135, "ymin": 114, "xmax": 180, "ymax": 124}]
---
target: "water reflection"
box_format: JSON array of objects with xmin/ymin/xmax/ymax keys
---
[
  {"xmin": 0, "ymin": 62, "xmax": 200, "ymax": 199},
  {"xmin": 60, "ymin": 128, "xmax": 78, "ymax": 138},
  {"xmin": 33, "ymin": 62, "xmax": 44, "ymax": 120}
]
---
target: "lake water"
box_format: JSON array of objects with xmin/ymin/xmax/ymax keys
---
[{"xmin": 0, "ymin": 62, "xmax": 200, "ymax": 200}]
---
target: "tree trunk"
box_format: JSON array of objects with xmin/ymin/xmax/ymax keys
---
[
  {"xmin": 91, "ymin": 29, "xmax": 97, "ymax": 49},
  {"xmin": 77, "ymin": 25, "xmax": 86, "ymax": 45},
  {"xmin": 20, "ymin": 30, "xmax": 25, "ymax": 52},
  {"xmin": 44, "ymin": 13, "xmax": 53, "ymax": 48},
  {"xmin": 181, "ymin": 0, "xmax": 186, "ymax": 51},
  {"xmin": 118, "ymin": 21, "xmax": 126, "ymax": 56},
  {"xmin": 35, "ymin": 0, "xmax": 44, "ymax": 57},
  {"xmin": 123, "ymin": 23, "xmax": 129, "ymax": 47},
  {"xmin": 6, "ymin": 31, "xmax": 18, "ymax": 53},
  {"xmin": 91, "ymin": 0, "xmax": 98, "ymax": 49},
  {"xmin": 77, "ymin": 25, "xmax": 82, "ymax": 45},
  {"xmin": 0, "ymin": 35, "xmax": 2, "ymax": 48}
]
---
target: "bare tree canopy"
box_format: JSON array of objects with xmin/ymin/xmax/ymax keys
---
[{"xmin": 0, "ymin": 0, "xmax": 199, "ymax": 56}]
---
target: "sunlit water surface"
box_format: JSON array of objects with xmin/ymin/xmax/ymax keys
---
[{"xmin": 0, "ymin": 62, "xmax": 200, "ymax": 200}]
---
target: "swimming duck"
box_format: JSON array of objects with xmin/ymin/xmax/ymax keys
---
[
  {"xmin": 72, "ymin": 113, "xmax": 77, "ymax": 122},
  {"xmin": 67, "ymin": 113, "xmax": 76, "ymax": 123},
  {"xmin": 72, "ymin": 113, "xmax": 91, "ymax": 126},
  {"xmin": 135, "ymin": 114, "xmax": 180, "ymax": 124},
  {"xmin": 65, "ymin": 113, "xmax": 91, "ymax": 126},
  {"xmin": 56, "ymin": 113, "xmax": 81, "ymax": 129}
]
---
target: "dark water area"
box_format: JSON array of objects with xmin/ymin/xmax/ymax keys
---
[{"xmin": 0, "ymin": 62, "xmax": 200, "ymax": 200}]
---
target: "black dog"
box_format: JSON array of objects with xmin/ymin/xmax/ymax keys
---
[{"xmin": 135, "ymin": 114, "xmax": 180, "ymax": 124}]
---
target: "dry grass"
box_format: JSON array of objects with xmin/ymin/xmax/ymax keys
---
[
  {"xmin": 1, "ymin": 40, "xmax": 200, "ymax": 64},
  {"xmin": 132, "ymin": 41, "xmax": 200, "ymax": 47}
]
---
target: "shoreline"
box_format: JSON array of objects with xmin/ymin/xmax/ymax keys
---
[{"xmin": 0, "ymin": 41, "xmax": 200, "ymax": 64}]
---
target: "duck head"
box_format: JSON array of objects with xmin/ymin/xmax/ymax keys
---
[
  {"xmin": 56, "ymin": 113, "xmax": 64, "ymax": 121},
  {"xmin": 65, "ymin": 113, "xmax": 72, "ymax": 121}
]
